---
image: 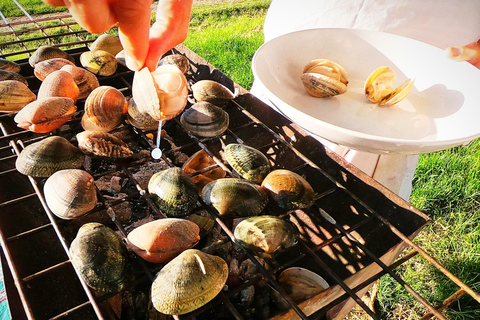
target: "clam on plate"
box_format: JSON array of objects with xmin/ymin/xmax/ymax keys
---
[{"xmin": 252, "ymin": 28, "xmax": 480, "ymax": 154}]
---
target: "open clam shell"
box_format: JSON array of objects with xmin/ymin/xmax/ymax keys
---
[
  {"xmin": 80, "ymin": 49, "xmax": 117, "ymax": 76},
  {"xmin": 0, "ymin": 70, "xmax": 28, "ymax": 86},
  {"xmin": 278, "ymin": 267, "xmax": 329, "ymax": 303},
  {"xmin": 76, "ymin": 130, "xmax": 133, "ymax": 159},
  {"xmin": 182, "ymin": 149, "xmax": 226, "ymax": 193},
  {"xmin": 61, "ymin": 65, "xmax": 100, "ymax": 100},
  {"xmin": 180, "ymin": 101, "xmax": 229, "ymax": 137},
  {"xmin": 29, "ymin": 46, "xmax": 75, "ymax": 67},
  {"xmin": 37, "ymin": 70, "xmax": 80, "ymax": 102},
  {"xmin": 364, "ymin": 66, "xmax": 415, "ymax": 107},
  {"xmin": 0, "ymin": 80, "xmax": 36, "ymax": 113},
  {"xmin": 89, "ymin": 34, "xmax": 123, "ymax": 56},
  {"xmin": 0, "ymin": 58, "xmax": 21, "ymax": 73},
  {"xmin": 151, "ymin": 249, "xmax": 228, "ymax": 315},
  {"xmin": 191, "ymin": 80, "xmax": 236, "ymax": 104},
  {"xmin": 225, "ymin": 143, "xmax": 270, "ymax": 184},
  {"xmin": 33, "ymin": 58, "xmax": 75, "ymax": 81},
  {"xmin": 81, "ymin": 86, "xmax": 127, "ymax": 132},
  {"xmin": 301, "ymin": 59, "xmax": 348, "ymax": 98}
]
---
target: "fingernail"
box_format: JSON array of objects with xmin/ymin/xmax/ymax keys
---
[{"xmin": 125, "ymin": 54, "xmax": 142, "ymax": 71}]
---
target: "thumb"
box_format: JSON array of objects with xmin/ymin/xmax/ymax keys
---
[{"xmin": 445, "ymin": 40, "xmax": 480, "ymax": 69}]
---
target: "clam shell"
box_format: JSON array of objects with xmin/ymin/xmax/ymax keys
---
[
  {"xmin": 182, "ymin": 150, "xmax": 226, "ymax": 193},
  {"xmin": 225, "ymin": 143, "xmax": 270, "ymax": 184},
  {"xmin": 70, "ymin": 222, "xmax": 128, "ymax": 294},
  {"xmin": 0, "ymin": 58, "xmax": 21, "ymax": 73},
  {"xmin": 261, "ymin": 170, "xmax": 315, "ymax": 210},
  {"xmin": 364, "ymin": 66, "xmax": 414, "ymax": 106},
  {"xmin": 60, "ymin": 65, "xmax": 100, "ymax": 100},
  {"xmin": 28, "ymin": 46, "xmax": 75, "ymax": 67},
  {"xmin": 301, "ymin": 59, "xmax": 348, "ymax": 98},
  {"xmin": 185, "ymin": 210, "xmax": 215, "ymax": 238},
  {"xmin": 132, "ymin": 66, "xmax": 188, "ymax": 121},
  {"xmin": 80, "ymin": 49, "xmax": 117, "ymax": 76},
  {"xmin": 81, "ymin": 86, "xmax": 127, "ymax": 132},
  {"xmin": 0, "ymin": 69, "xmax": 28, "ymax": 86},
  {"xmin": 33, "ymin": 58, "xmax": 75, "ymax": 81},
  {"xmin": 14, "ymin": 97, "xmax": 76, "ymax": 133},
  {"xmin": 0, "ymin": 80, "xmax": 36, "ymax": 113},
  {"xmin": 15, "ymin": 136, "xmax": 85, "ymax": 177},
  {"xmin": 201, "ymin": 178, "xmax": 268, "ymax": 217},
  {"xmin": 76, "ymin": 130, "xmax": 133, "ymax": 158},
  {"xmin": 44, "ymin": 169, "xmax": 97, "ymax": 219},
  {"xmin": 89, "ymin": 34, "xmax": 123, "ymax": 56},
  {"xmin": 151, "ymin": 249, "xmax": 228, "ymax": 315},
  {"xmin": 126, "ymin": 97, "xmax": 159, "ymax": 131},
  {"xmin": 180, "ymin": 101, "xmax": 229, "ymax": 137},
  {"xmin": 115, "ymin": 50, "xmax": 126, "ymax": 67},
  {"xmin": 191, "ymin": 80, "xmax": 236, "ymax": 104},
  {"xmin": 126, "ymin": 218, "xmax": 200, "ymax": 263},
  {"xmin": 278, "ymin": 267, "xmax": 329, "ymax": 303},
  {"xmin": 148, "ymin": 167, "xmax": 198, "ymax": 217},
  {"xmin": 37, "ymin": 70, "xmax": 80, "ymax": 102},
  {"xmin": 158, "ymin": 54, "xmax": 190, "ymax": 74}
]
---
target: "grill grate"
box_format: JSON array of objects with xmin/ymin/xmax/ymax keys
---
[{"xmin": 0, "ymin": 3, "xmax": 479, "ymax": 320}]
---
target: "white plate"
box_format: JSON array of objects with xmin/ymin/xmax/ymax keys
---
[{"xmin": 252, "ymin": 28, "xmax": 480, "ymax": 154}]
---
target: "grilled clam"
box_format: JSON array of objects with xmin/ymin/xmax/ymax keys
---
[
  {"xmin": 158, "ymin": 54, "xmax": 190, "ymax": 74},
  {"xmin": 29, "ymin": 46, "xmax": 75, "ymax": 67},
  {"xmin": 234, "ymin": 215, "xmax": 298, "ymax": 255},
  {"xmin": 70, "ymin": 222, "xmax": 128, "ymax": 294},
  {"xmin": 201, "ymin": 178, "xmax": 268, "ymax": 217},
  {"xmin": 185, "ymin": 210, "xmax": 215, "ymax": 238},
  {"xmin": 33, "ymin": 58, "xmax": 75, "ymax": 81},
  {"xmin": 14, "ymin": 97, "xmax": 76, "ymax": 133},
  {"xmin": 132, "ymin": 65, "xmax": 188, "ymax": 121},
  {"xmin": 89, "ymin": 34, "xmax": 123, "ymax": 56},
  {"xmin": 151, "ymin": 249, "xmax": 228, "ymax": 315},
  {"xmin": 301, "ymin": 59, "xmax": 348, "ymax": 98},
  {"xmin": 126, "ymin": 218, "xmax": 200, "ymax": 263},
  {"xmin": 81, "ymin": 86, "xmax": 127, "ymax": 132},
  {"xmin": 225, "ymin": 143, "xmax": 270, "ymax": 184},
  {"xmin": 76, "ymin": 130, "xmax": 133, "ymax": 158},
  {"xmin": 44, "ymin": 169, "xmax": 97, "ymax": 219},
  {"xmin": 15, "ymin": 136, "xmax": 85, "ymax": 177},
  {"xmin": 37, "ymin": 70, "xmax": 80, "ymax": 102},
  {"xmin": 191, "ymin": 80, "xmax": 236, "ymax": 104},
  {"xmin": 261, "ymin": 170, "xmax": 315, "ymax": 210},
  {"xmin": 148, "ymin": 167, "xmax": 198, "ymax": 217},
  {"xmin": 0, "ymin": 70, "xmax": 28, "ymax": 86},
  {"xmin": 278, "ymin": 267, "xmax": 329, "ymax": 303},
  {"xmin": 364, "ymin": 66, "xmax": 415, "ymax": 106},
  {"xmin": 126, "ymin": 97, "xmax": 159, "ymax": 131},
  {"xmin": 0, "ymin": 58, "xmax": 21, "ymax": 73},
  {"xmin": 180, "ymin": 101, "xmax": 229, "ymax": 137},
  {"xmin": 80, "ymin": 49, "xmax": 117, "ymax": 76},
  {"xmin": 61, "ymin": 65, "xmax": 100, "ymax": 100},
  {"xmin": 182, "ymin": 150, "xmax": 226, "ymax": 192},
  {"xmin": 0, "ymin": 80, "xmax": 36, "ymax": 113}
]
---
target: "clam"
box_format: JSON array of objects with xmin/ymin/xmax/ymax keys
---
[
  {"xmin": 126, "ymin": 218, "xmax": 200, "ymax": 263},
  {"xmin": 126, "ymin": 97, "xmax": 159, "ymax": 131},
  {"xmin": 301, "ymin": 59, "xmax": 348, "ymax": 98},
  {"xmin": 0, "ymin": 80, "xmax": 36, "ymax": 113},
  {"xmin": 115, "ymin": 50, "xmax": 126, "ymax": 67},
  {"xmin": 44, "ymin": 169, "xmax": 97, "ymax": 219},
  {"xmin": 158, "ymin": 54, "xmax": 190, "ymax": 74},
  {"xmin": 14, "ymin": 97, "xmax": 76, "ymax": 133},
  {"xmin": 364, "ymin": 66, "xmax": 415, "ymax": 106},
  {"xmin": 28, "ymin": 46, "xmax": 75, "ymax": 67},
  {"xmin": 81, "ymin": 86, "xmax": 127, "ymax": 132},
  {"xmin": 0, "ymin": 58, "xmax": 21, "ymax": 73},
  {"xmin": 33, "ymin": 58, "xmax": 75, "ymax": 81},
  {"xmin": 148, "ymin": 167, "xmax": 198, "ymax": 217},
  {"xmin": 89, "ymin": 34, "xmax": 123, "ymax": 56},
  {"xmin": 132, "ymin": 65, "xmax": 188, "ymax": 121},
  {"xmin": 151, "ymin": 249, "xmax": 228, "ymax": 315},
  {"xmin": 76, "ymin": 130, "xmax": 133, "ymax": 158},
  {"xmin": 80, "ymin": 49, "xmax": 117, "ymax": 76},
  {"xmin": 15, "ymin": 136, "xmax": 85, "ymax": 177},
  {"xmin": 70, "ymin": 222, "xmax": 128, "ymax": 294},
  {"xmin": 234, "ymin": 215, "xmax": 298, "ymax": 255},
  {"xmin": 0, "ymin": 70, "xmax": 28, "ymax": 86},
  {"xmin": 37, "ymin": 70, "xmax": 80, "ymax": 102},
  {"xmin": 191, "ymin": 80, "xmax": 236, "ymax": 104},
  {"xmin": 60, "ymin": 65, "xmax": 100, "ymax": 99},
  {"xmin": 180, "ymin": 101, "xmax": 229, "ymax": 137},
  {"xmin": 201, "ymin": 178, "xmax": 268, "ymax": 217},
  {"xmin": 182, "ymin": 150, "xmax": 226, "ymax": 192},
  {"xmin": 185, "ymin": 210, "xmax": 215, "ymax": 238},
  {"xmin": 278, "ymin": 267, "xmax": 329, "ymax": 303},
  {"xmin": 261, "ymin": 170, "xmax": 315, "ymax": 210},
  {"xmin": 225, "ymin": 143, "xmax": 270, "ymax": 184}
]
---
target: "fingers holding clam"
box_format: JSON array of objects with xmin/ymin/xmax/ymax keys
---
[
  {"xmin": 364, "ymin": 66, "xmax": 415, "ymax": 106},
  {"xmin": 301, "ymin": 59, "xmax": 348, "ymax": 98},
  {"xmin": 76, "ymin": 130, "xmax": 133, "ymax": 159}
]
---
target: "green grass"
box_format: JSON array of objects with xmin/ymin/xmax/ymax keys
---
[{"xmin": 0, "ymin": 0, "xmax": 67, "ymax": 17}]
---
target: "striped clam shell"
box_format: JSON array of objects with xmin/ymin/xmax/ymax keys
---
[
  {"xmin": 80, "ymin": 49, "xmax": 117, "ymax": 76},
  {"xmin": 81, "ymin": 86, "xmax": 127, "ymax": 132},
  {"xmin": 0, "ymin": 58, "xmax": 21, "ymax": 73},
  {"xmin": 29, "ymin": 46, "xmax": 75, "ymax": 67},
  {"xmin": 0, "ymin": 70, "xmax": 28, "ymax": 86},
  {"xmin": 76, "ymin": 130, "xmax": 133, "ymax": 159},
  {"xmin": 37, "ymin": 70, "xmax": 80, "ymax": 102},
  {"xmin": 180, "ymin": 101, "xmax": 229, "ymax": 137},
  {"xmin": 33, "ymin": 58, "xmax": 75, "ymax": 81},
  {"xmin": 225, "ymin": 143, "xmax": 270, "ymax": 184},
  {"xmin": 0, "ymin": 80, "xmax": 36, "ymax": 113}
]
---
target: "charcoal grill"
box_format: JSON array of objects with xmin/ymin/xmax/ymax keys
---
[{"xmin": 1, "ymin": 3, "xmax": 479, "ymax": 320}]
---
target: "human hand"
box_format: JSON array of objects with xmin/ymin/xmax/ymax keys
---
[
  {"xmin": 42, "ymin": 0, "xmax": 193, "ymax": 71},
  {"xmin": 445, "ymin": 40, "xmax": 480, "ymax": 69}
]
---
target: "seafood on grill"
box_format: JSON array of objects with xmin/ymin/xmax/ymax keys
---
[
  {"xmin": 81, "ymin": 86, "xmax": 127, "ymax": 132},
  {"xmin": 37, "ymin": 70, "xmax": 80, "ymax": 102},
  {"xmin": 364, "ymin": 66, "xmax": 415, "ymax": 106},
  {"xmin": 33, "ymin": 58, "xmax": 75, "ymax": 81},
  {"xmin": 261, "ymin": 169, "xmax": 315, "ymax": 210},
  {"xmin": 15, "ymin": 136, "xmax": 85, "ymax": 177},
  {"xmin": 126, "ymin": 218, "xmax": 200, "ymax": 263},
  {"xmin": 76, "ymin": 130, "xmax": 133, "ymax": 159},
  {"xmin": 80, "ymin": 49, "xmax": 117, "ymax": 76},
  {"xmin": 0, "ymin": 70, "xmax": 28, "ymax": 86},
  {"xmin": 182, "ymin": 149, "xmax": 226, "ymax": 192},
  {"xmin": 60, "ymin": 65, "xmax": 100, "ymax": 99},
  {"xmin": 234, "ymin": 215, "xmax": 299, "ymax": 256},
  {"xmin": 301, "ymin": 59, "xmax": 349, "ymax": 98},
  {"xmin": 151, "ymin": 249, "xmax": 228, "ymax": 315},
  {"xmin": 158, "ymin": 54, "xmax": 190, "ymax": 74},
  {"xmin": 0, "ymin": 58, "xmax": 21, "ymax": 73},
  {"xmin": 14, "ymin": 97, "xmax": 77, "ymax": 133},
  {"xmin": 70, "ymin": 222, "xmax": 128, "ymax": 294},
  {"xmin": 180, "ymin": 101, "xmax": 229, "ymax": 137},
  {"xmin": 115, "ymin": 50, "xmax": 126, "ymax": 67},
  {"xmin": 89, "ymin": 34, "xmax": 123, "ymax": 56},
  {"xmin": 278, "ymin": 267, "xmax": 329, "ymax": 303},
  {"xmin": 148, "ymin": 167, "xmax": 198, "ymax": 217},
  {"xmin": 184, "ymin": 210, "xmax": 215, "ymax": 238},
  {"xmin": 225, "ymin": 143, "xmax": 270, "ymax": 184},
  {"xmin": 132, "ymin": 65, "xmax": 188, "ymax": 121},
  {"xmin": 201, "ymin": 178, "xmax": 269, "ymax": 217},
  {"xmin": 126, "ymin": 97, "xmax": 159, "ymax": 131},
  {"xmin": 28, "ymin": 46, "xmax": 75, "ymax": 67},
  {"xmin": 44, "ymin": 169, "xmax": 97, "ymax": 219},
  {"xmin": 0, "ymin": 80, "xmax": 36, "ymax": 112},
  {"xmin": 191, "ymin": 79, "xmax": 236, "ymax": 104}
]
